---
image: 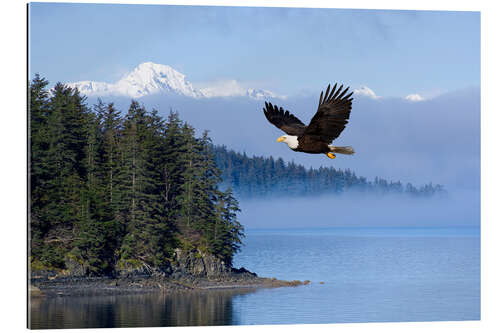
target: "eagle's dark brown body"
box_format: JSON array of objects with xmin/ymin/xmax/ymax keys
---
[
  {"xmin": 263, "ymin": 83, "xmax": 355, "ymax": 158},
  {"xmin": 293, "ymin": 136, "xmax": 330, "ymax": 154}
]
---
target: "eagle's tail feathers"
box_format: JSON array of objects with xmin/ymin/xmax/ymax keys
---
[{"xmin": 329, "ymin": 146, "xmax": 355, "ymax": 155}]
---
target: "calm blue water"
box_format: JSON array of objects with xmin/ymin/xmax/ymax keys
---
[
  {"xmin": 232, "ymin": 227, "xmax": 480, "ymax": 324},
  {"xmin": 30, "ymin": 227, "xmax": 480, "ymax": 328}
]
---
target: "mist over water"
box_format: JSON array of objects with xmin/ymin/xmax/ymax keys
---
[
  {"xmin": 238, "ymin": 190, "xmax": 480, "ymax": 229},
  {"xmin": 85, "ymin": 87, "xmax": 480, "ymax": 230}
]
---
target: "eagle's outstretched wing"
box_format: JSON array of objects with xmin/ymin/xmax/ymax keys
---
[
  {"xmin": 301, "ymin": 84, "xmax": 353, "ymax": 143},
  {"xmin": 263, "ymin": 102, "xmax": 306, "ymax": 136}
]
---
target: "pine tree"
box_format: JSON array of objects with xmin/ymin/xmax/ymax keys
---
[
  {"xmin": 37, "ymin": 84, "xmax": 89, "ymax": 267},
  {"xmin": 71, "ymin": 103, "xmax": 120, "ymax": 275},
  {"xmin": 163, "ymin": 111, "xmax": 188, "ymax": 220},
  {"xmin": 178, "ymin": 124, "xmax": 203, "ymax": 233},
  {"xmin": 213, "ymin": 188, "xmax": 244, "ymax": 265},
  {"xmin": 117, "ymin": 102, "xmax": 175, "ymax": 268},
  {"xmin": 29, "ymin": 74, "xmax": 52, "ymax": 265},
  {"xmin": 193, "ymin": 131, "xmax": 223, "ymax": 251},
  {"xmin": 95, "ymin": 100, "xmax": 122, "ymax": 210}
]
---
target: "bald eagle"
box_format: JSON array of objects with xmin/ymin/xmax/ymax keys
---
[{"xmin": 263, "ymin": 83, "xmax": 355, "ymax": 159}]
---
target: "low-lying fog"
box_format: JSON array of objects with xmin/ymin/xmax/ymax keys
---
[{"xmin": 238, "ymin": 190, "xmax": 480, "ymax": 229}]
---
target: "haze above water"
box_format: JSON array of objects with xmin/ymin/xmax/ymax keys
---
[
  {"xmin": 90, "ymin": 86, "xmax": 480, "ymax": 229},
  {"xmin": 238, "ymin": 190, "xmax": 479, "ymax": 229}
]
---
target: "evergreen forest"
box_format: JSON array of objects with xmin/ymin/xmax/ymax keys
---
[
  {"xmin": 30, "ymin": 75, "xmax": 243, "ymax": 275},
  {"xmin": 213, "ymin": 146, "xmax": 445, "ymax": 198}
]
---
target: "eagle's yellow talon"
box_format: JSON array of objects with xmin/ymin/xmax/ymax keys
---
[{"xmin": 326, "ymin": 152, "xmax": 336, "ymax": 159}]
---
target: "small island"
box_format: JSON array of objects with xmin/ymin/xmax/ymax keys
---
[{"xmin": 29, "ymin": 76, "xmax": 307, "ymax": 296}]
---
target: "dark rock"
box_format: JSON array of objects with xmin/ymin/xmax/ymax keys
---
[
  {"xmin": 30, "ymin": 247, "xmax": 281, "ymax": 298},
  {"xmin": 64, "ymin": 256, "xmax": 88, "ymax": 277},
  {"xmin": 115, "ymin": 260, "xmax": 172, "ymax": 278},
  {"xmin": 171, "ymin": 249, "xmax": 231, "ymax": 278},
  {"xmin": 30, "ymin": 270, "xmax": 58, "ymax": 281},
  {"xmin": 232, "ymin": 267, "xmax": 257, "ymax": 277}
]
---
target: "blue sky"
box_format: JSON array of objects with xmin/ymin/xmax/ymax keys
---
[
  {"xmin": 29, "ymin": 3, "xmax": 479, "ymax": 98},
  {"xmin": 28, "ymin": 2, "xmax": 481, "ymax": 228}
]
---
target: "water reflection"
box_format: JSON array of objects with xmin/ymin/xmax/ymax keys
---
[
  {"xmin": 29, "ymin": 229, "xmax": 480, "ymax": 328},
  {"xmin": 30, "ymin": 288, "xmax": 257, "ymax": 329}
]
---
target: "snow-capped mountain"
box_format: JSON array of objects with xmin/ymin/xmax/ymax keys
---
[
  {"xmin": 198, "ymin": 79, "xmax": 283, "ymax": 99},
  {"xmin": 68, "ymin": 62, "xmax": 204, "ymax": 98},
  {"xmin": 65, "ymin": 64, "xmax": 431, "ymax": 102},
  {"xmin": 67, "ymin": 62, "xmax": 282, "ymax": 100},
  {"xmin": 405, "ymin": 93, "xmax": 424, "ymax": 102},
  {"xmin": 353, "ymin": 85, "xmax": 380, "ymax": 99},
  {"xmin": 245, "ymin": 88, "xmax": 282, "ymax": 99}
]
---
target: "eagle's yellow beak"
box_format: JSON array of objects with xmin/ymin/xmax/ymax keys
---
[{"xmin": 277, "ymin": 137, "xmax": 285, "ymax": 143}]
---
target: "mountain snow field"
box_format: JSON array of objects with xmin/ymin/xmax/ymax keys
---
[{"xmin": 67, "ymin": 62, "xmax": 281, "ymax": 100}]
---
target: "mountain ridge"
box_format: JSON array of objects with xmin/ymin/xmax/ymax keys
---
[
  {"xmin": 67, "ymin": 62, "xmax": 281, "ymax": 100},
  {"xmin": 66, "ymin": 62, "xmax": 434, "ymax": 102}
]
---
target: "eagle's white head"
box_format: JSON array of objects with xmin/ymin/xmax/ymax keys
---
[{"xmin": 276, "ymin": 135, "xmax": 299, "ymax": 149}]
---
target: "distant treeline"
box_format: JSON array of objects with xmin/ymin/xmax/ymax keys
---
[
  {"xmin": 212, "ymin": 146, "xmax": 445, "ymax": 198},
  {"xmin": 29, "ymin": 75, "xmax": 243, "ymax": 275}
]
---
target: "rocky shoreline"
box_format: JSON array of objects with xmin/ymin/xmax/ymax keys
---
[
  {"xmin": 30, "ymin": 249, "xmax": 309, "ymax": 297},
  {"xmin": 30, "ymin": 270, "xmax": 308, "ymax": 298}
]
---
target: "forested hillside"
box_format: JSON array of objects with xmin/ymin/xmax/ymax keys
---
[
  {"xmin": 29, "ymin": 75, "xmax": 243, "ymax": 275},
  {"xmin": 212, "ymin": 146, "xmax": 445, "ymax": 198}
]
